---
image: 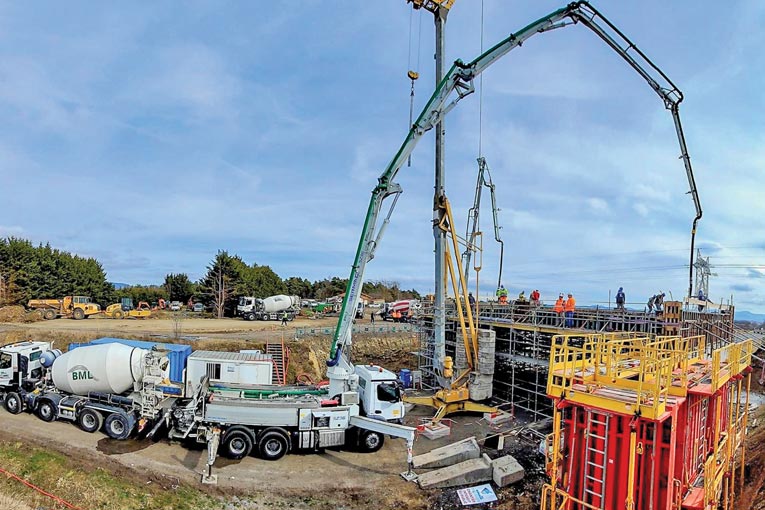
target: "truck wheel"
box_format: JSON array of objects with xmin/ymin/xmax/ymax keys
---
[
  {"xmin": 104, "ymin": 413, "xmax": 132, "ymax": 440},
  {"xmin": 112, "ymin": 310, "xmax": 124, "ymax": 319},
  {"xmin": 246, "ymin": 312, "xmax": 255, "ymax": 321},
  {"xmin": 78, "ymin": 409, "xmax": 103, "ymax": 433},
  {"xmin": 258, "ymin": 431, "xmax": 288, "ymax": 460},
  {"xmin": 35, "ymin": 400, "xmax": 56, "ymax": 422},
  {"xmin": 4, "ymin": 392, "xmax": 22, "ymax": 415},
  {"xmin": 43, "ymin": 309, "xmax": 56, "ymax": 320},
  {"xmin": 72, "ymin": 308, "xmax": 85, "ymax": 320},
  {"xmin": 358, "ymin": 430, "xmax": 385, "ymax": 453},
  {"xmin": 222, "ymin": 429, "xmax": 253, "ymax": 460}
]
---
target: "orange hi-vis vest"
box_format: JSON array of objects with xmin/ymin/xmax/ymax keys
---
[
  {"xmin": 564, "ymin": 297, "xmax": 576, "ymax": 312},
  {"xmin": 554, "ymin": 298, "xmax": 564, "ymax": 313}
]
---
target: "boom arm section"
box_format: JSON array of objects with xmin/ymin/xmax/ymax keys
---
[{"xmin": 328, "ymin": 0, "xmax": 701, "ymax": 372}]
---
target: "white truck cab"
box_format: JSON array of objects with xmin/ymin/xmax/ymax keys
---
[
  {"xmin": 354, "ymin": 364, "xmax": 404, "ymax": 423},
  {"xmin": 237, "ymin": 297, "xmax": 256, "ymax": 316},
  {"xmin": 0, "ymin": 341, "xmax": 51, "ymax": 388}
]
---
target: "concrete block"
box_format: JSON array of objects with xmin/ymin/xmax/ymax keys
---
[
  {"xmin": 413, "ymin": 436, "xmax": 480, "ymax": 469},
  {"xmin": 483, "ymin": 410, "xmax": 513, "ymax": 426},
  {"xmin": 418, "ymin": 454, "xmax": 493, "ymax": 489},
  {"xmin": 469, "ymin": 376, "xmax": 493, "ymax": 401},
  {"xmin": 491, "ymin": 454, "xmax": 525, "ymax": 487},
  {"xmin": 420, "ymin": 422, "xmax": 452, "ymax": 440}
]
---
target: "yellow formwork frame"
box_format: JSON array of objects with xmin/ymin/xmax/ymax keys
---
[{"xmin": 404, "ymin": 195, "xmax": 497, "ymax": 421}]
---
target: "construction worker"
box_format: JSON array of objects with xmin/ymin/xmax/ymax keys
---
[
  {"xmin": 281, "ymin": 311, "xmax": 289, "ymax": 326},
  {"xmin": 655, "ymin": 292, "xmax": 665, "ymax": 314},
  {"xmin": 468, "ymin": 292, "xmax": 476, "ymax": 307},
  {"xmin": 615, "ymin": 287, "xmax": 626, "ymax": 312},
  {"xmin": 647, "ymin": 294, "xmax": 656, "ymax": 313},
  {"xmin": 496, "ymin": 285, "xmax": 508, "ymax": 305},
  {"xmin": 554, "ymin": 294, "xmax": 565, "ymax": 326},
  {"xmin": 530, "ymin": 289, "xmax": 541, "ymax": 307},
  {"xmin": 697, "ymin": 289, "xmax": 705, "ymax": 311},
  {"xmin": 370, "ymin": 311, "xmax": 375, "ymax": 324},
  {"xmin": 564, "ymin": 293, "xmax": 576, "ymax": 327}
]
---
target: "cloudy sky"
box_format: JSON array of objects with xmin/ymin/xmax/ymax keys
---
[{"xmin": 1, "ymin": 1, "xmax": 763, "ymax": 312}]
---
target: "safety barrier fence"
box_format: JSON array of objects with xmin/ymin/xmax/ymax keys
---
[{"xmin": 295, "ymin": 323, "xmax": 416, "ymax": 338}]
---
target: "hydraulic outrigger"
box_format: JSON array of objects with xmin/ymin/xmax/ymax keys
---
[{"xmin": 329, "ymin": 0, "xmax": 702, "ymax": 422}]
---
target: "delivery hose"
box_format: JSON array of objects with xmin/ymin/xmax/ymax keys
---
[{"xmin": 0, "ymin": 466, "xmax": 85, "ymax": 510}]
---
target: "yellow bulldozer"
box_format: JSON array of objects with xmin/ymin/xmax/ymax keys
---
[
  {"xmin": 105, "ymin": 298, "xmax": 152, "ymax": 319},
  {"xmin": 27, "ymin": 295, "xmax": 101, "ymax": 320}
]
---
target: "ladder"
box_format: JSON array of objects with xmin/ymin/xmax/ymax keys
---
[
  {"xmin": 696, "ymin": 397, "xmax": 709, "ymax": 475},
  {"xmin": 266, "ymin": 339, "xmax": 289, "ymax": 385},
  {"xmin": 581, "ymin": 409, "xmax": 610, "ymax": 510}
]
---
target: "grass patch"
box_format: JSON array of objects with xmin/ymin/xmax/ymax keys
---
[{"xmin": 0, "ymin": 441, "xmax": 218, "ymax": 510}]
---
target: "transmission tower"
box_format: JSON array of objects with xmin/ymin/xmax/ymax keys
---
[{"xmin": 693, "ymin": 248, "xmax": 716, "ymax": 300}]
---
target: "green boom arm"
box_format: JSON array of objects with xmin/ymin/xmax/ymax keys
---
[{"xmin": 327, "ymin": 0, "xmax": 701, "ymax": 367}]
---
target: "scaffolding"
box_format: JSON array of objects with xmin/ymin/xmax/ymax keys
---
[
  {"xmin": 416, "ymin": 300, "xmax": 746, "ymax": 423},
  {"xmin": 541, "ymin": 332, "xmax": 753, "ymax": 510}
]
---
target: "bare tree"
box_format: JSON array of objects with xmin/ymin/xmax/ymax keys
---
[{"xmin": 211, "ymin": 267, "xmax": 229, "ymax": 319}]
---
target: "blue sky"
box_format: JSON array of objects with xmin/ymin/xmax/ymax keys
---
[{"xmin": 0, "ymin": 1, "xmax": 763, "ymax": 312}]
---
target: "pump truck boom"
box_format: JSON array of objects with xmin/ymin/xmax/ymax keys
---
[{"xmin": 331, "ymin": 0, "xmax": 701, "ymax": 415}]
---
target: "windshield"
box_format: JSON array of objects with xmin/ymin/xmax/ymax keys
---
[{"xmin": 376, "ymin": 382, "xmax": 401, "ymax": 403}]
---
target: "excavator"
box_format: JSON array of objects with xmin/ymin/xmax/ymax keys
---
[
  {"xmin": 330, "ymin": 1, "xmax": 701, "ymax": 424},
  {"xmin": 105, "ymin": 298, "xmax": 152, "ymax": 319}
]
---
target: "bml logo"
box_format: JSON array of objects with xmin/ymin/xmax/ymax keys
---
[
  {"xmin": 68, "ymin": 364, "xmax": 99, "ymax": 381},
  {"xmin": 71, "ymin": 370, "xmax": 94, "ymax": 381}
]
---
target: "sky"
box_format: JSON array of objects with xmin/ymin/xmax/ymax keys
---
[{"xmin": 0, "ymin": 1, "xmax": 763, "ymax": 312}]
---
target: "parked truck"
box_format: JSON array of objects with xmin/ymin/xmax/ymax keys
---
[
  {"xmin": 237, "ymin": 295, "xmax": 300, "ymax": 321},
  {"xmin": 0, "ymin": 337, "xmax": 414, "ymax": 483},
  {"xmin": 27, "ymin": 295, "xmax": 101, "ymax": 320},
  {"xmin": 380, "ymin": 300, "xmax": 421, "ymax": 322}
]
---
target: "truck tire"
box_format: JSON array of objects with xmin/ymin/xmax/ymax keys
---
[
  {"xmin": 43, "ymin": 309, "xmax": 56, "ymax": 320},
  {"xmin": 4, "ymin": 392, "xmax": 22, "ymax": 415},
  {"xmin": 258, "ymin": 430, "xmax": 288, "ymax": 460},
  {"xmin": 78, "ymin": 409, "xmax": 103, "ymax": 433},
  {"xmin": 358, "ymin": 430, "xmax": 385, "ymax": 453},
  {"xmin": 72, "ymin": 308, "xmax": 85, "ymax": 320},
  {"xmin": 35, "ymin": 400, "xmax": 56, "ymax": 422},
  {"xmin": 222, "ymin": 428, "xmax": 254, "ymax": 460},
  {"xmin": 104, "ymin": 413, "xmax": 132, "ymax": 440},
  {"xmin": 246, "ymin": 312, "xmax": 255, "ymax": 321},
  {"xmin": 112, "ymin": 310, "xmax": 124, "ymax": 319}
]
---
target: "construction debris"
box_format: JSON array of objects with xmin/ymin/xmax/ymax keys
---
[
  {"xmin": 412, "ymin": 436, "xmax": 480, "ymax": 470},
  {"xmin": 491, "ymin": 454, "xmax": 525, "ymax": 487},
  {"xmin": 417, "ymin": 454, "xmax": 493, "ymax": 489}
]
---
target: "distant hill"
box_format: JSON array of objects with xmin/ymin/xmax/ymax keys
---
[
  {"xmin": 111, "ymin": 282, "xmax": 130, "ymax": 290},
  {"xmin": 734, "ymin": 310, "xmax": 765, "ymax": 322}
]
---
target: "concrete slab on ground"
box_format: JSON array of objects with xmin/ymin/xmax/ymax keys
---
[
  {"xmin": 412, "ymin": 436, "xmax": 481, "ymax": 469},
  {"xmin": 491, "ymin": 454, "xmax": 525, "ymax": 487},
  {"xmin": 417, "ymin": 453, "xmax": 492, "ymax": 489}
]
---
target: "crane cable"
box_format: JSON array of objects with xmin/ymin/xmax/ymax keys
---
[
  {"xmin": 407, "ymin": 6, "xmax": 423, "ymax": 167},
  {"xmin": 478, "ymin": 0, "xmax": 485, "ymax": 158}
]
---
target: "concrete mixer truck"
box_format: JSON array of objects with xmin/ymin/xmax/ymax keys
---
[
  {"xmin": 0, "ymin": 341, "xmax": 172, "ymax": 440},
  {"xmin": 237, "ymin": 294, "xmax": 300, "ymax": 321}
]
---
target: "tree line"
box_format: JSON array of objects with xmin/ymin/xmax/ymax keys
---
[{"xmin": 0, "ymin": 240, "xmax": 420, "ymax": 317}]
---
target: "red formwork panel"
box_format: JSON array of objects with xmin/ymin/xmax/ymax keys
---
[{"xmin": 553, "ymin": 377, "xmax": 739, "ymax": 510}]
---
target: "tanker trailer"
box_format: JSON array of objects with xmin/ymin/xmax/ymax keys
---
[
  {"xmin": 246, "ymin": 294, "xmax": 300, "ymax": 321},
  {"xmin": 25, "ymin": 343, "xmax": 172, "ymax": 440}
]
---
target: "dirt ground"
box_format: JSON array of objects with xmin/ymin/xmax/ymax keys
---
[{"xmin": 0, "ymin": 314, "xmax": 342, "ymax": 341}]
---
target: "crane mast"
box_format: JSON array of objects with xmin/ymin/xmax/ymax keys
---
[{"xmin": 328, "ymin": 1, "xmax": 701, "ymax": 400}]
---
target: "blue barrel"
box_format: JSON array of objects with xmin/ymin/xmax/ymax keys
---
[{"xmin": 399, "ymin": 369, "xmax": 412, "ymax": 389}]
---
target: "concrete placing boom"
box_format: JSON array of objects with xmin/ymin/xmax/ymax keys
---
[
  {"xmin": 461, "ymin": 157, "xmax": 504, "ymax": 290},
  {"xmin": 330, "ymin": 0, "xmax": 702, "ymax": 391}
]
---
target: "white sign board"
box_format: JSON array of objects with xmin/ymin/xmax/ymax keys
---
[{"xmin": 456, "ymin": 484, "xmax": 498, "ymax": 506}]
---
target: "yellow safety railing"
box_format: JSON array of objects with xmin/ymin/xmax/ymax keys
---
[{"xmin": 548, "ymin": 333, "xmax": 678, "ymax": 419}]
